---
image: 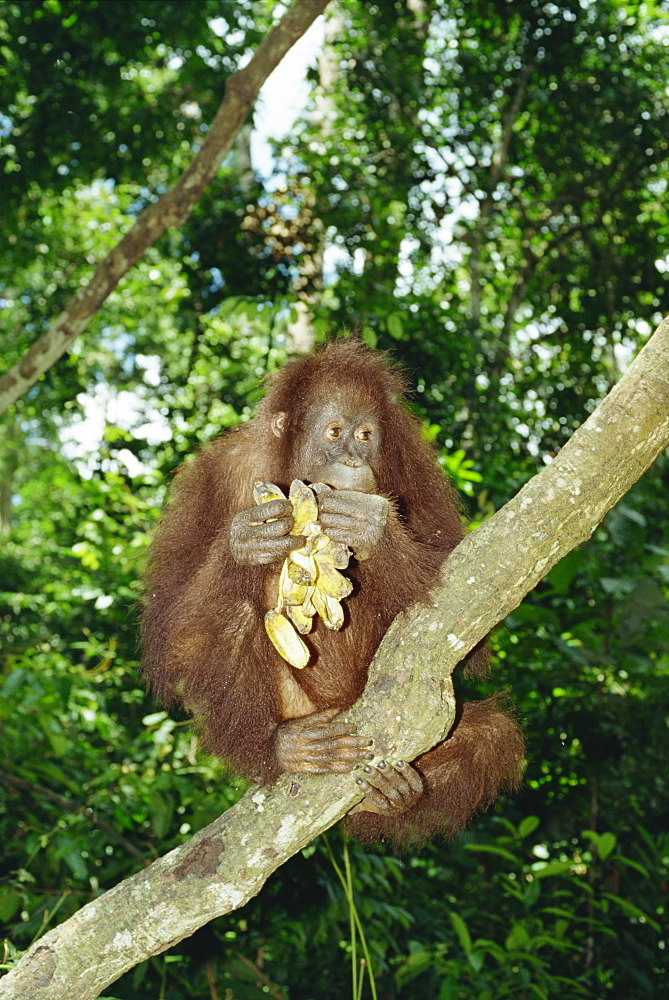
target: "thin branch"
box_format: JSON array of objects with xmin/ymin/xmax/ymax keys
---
[
  {"xmin": 0, "ymin": 0, "xmax": 330, "ymax": 416},
  {"xmin": 231, "ymin": 951, "xmax": 285, "ymax": 1000}
]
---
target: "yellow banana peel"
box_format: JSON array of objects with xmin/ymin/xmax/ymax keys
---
[
  {"xmin": 254, "ymin": 480, "xmax": 354, "ymax": 666},
  {"xmin": 264, "ymin": 610, "xmax": 310, "ymax": 669}
]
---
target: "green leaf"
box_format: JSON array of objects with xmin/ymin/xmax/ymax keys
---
[
  {"xmin": 361, "ymin": 326, "xmax": 378, "ymax": 349},
  {"xmin": 437, "ymin": 979, "xmax": 459, "ymax": 1000},
  {"xmin": 601, "ymin": 894, "xmax": 661, "ymax": 933},
  {"xmin": 463, "ymin": 844, "xmax": 520, "ymax": 863},
  {"xmin": 450, "ymin": 911, "xmax": 473, "ymax": 953},
  {"xmin": 142, "ymin": 711, "xmax": 170, "ymax": 727},
  {"xmin": 518, "ymin": 815, "xmax": 540, "ymax": 839},
  {"xmin": 387, "ymin": 314, "xmax": 404, "ymax": 340},
  {"xmin": 63, "ymin": 849, "xmax": 88, "ymax": 880},
  {"xmin": 582, "ymin": 830, "xmax": 617, "ymax": 861},
  {"xmin": 467, "ymin": 950, "xmax": 485, "ymax": 973},
  {"xmin": 0, "ymin": 669, "xmax": 27, "ymax": 699},
  {"xmin": 149, "ymin": 790, "xmax": 175, "ymax": 840},
  {"xmin": 0, "ymin": 890, "xmax": 21, "ymax": 923},
  {"xmin": 396, "ymin": 950, "xmax": 432, "ymax": 986},
  {"xmin": 523, "ymin": 878, "xmax": 541, "ymax": 908},
  {"xmin": 505, "ymin": 922, "xmax": 530, "ymax": 950},
  {"xmin": 531, "ymin": 861, "xmax": 574, "ymax": 879}
]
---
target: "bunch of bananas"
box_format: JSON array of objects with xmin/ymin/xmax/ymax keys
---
[{"xmin": 256, "ymin": 480, "xmax": 353, "ymax": 668}]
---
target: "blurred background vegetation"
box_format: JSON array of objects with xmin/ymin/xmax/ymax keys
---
[{"xmin": 1, "ymin": 1, "xmax": 668, "ymax": 997}]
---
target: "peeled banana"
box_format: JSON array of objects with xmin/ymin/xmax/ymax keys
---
[
  {"xmin": 288, "ymin": 480, "xmax": 319, "ymax": 535},
  {"xmin": 254, "ymin": 479, "xmax": 353, "ymax": 667},
  {"xmin": 264, "ymin": 610, "xmax": 310, "ymax": 669}
]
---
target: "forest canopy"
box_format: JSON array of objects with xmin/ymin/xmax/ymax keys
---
[{"xmin": 1, "ymin": 2, "xmax": 668, "ymax": 998}]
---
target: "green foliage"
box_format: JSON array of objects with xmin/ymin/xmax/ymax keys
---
[
  {"xmin": 388, "ymin": 814, "xmax": 666, "ymax": 999},
  {"xmin": 1, "ymin": 0, "xmax": 668, "ymax": 997},
  {"xmin": 282, "ymin": 0, "xmax": 669, "ymax": 493}
]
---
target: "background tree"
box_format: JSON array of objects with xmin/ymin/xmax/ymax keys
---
[{"xmin": 1, "ymin": 1, "xmax": 668, "ymax": 997}]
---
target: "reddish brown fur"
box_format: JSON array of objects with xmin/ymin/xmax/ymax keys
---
[{"xmin": 141, "ymin": 340, "xmax": 524, "ymax": 845}]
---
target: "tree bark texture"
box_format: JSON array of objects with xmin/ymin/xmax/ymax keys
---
[
  {"xmin": 0, "ymin": 0, "xmax": 331, "ymax": 416},
  {"xmin": 1, "ymin": 317, "xmax": 667, "ymax": 1000}
]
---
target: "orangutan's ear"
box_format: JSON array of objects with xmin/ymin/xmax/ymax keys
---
[{"xmin": 271, "ymin": 412, "xmax": 287, "ymax": 438}]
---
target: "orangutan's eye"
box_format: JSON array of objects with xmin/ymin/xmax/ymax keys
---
[{"xmin": 355, "ymin": 425, "xmax": 374, "ymax": 443}]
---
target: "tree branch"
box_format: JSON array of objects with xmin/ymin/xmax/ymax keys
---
[
  {"xmin": 0, "ymin": 0, "xmax": 330, "ymax": 416},
  {"xmin": 1, "ymin": 316, "xmax": 668, "ymax": 1000}
]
